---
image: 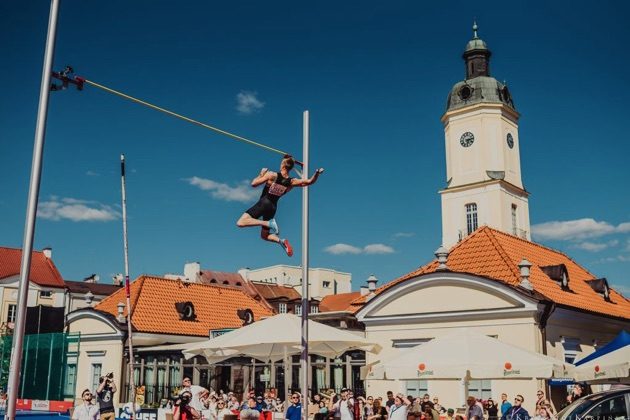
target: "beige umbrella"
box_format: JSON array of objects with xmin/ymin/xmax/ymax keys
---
[{"xmin": 574, "ymin": 345, "xmax": 630, "ymax": 382}]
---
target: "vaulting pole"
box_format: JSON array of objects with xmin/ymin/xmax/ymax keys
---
[
  {"xmin": 300, "ymin": 111, "xmax": 310, "ymax": 420},
  {"xmin": 5, "ymin": 1, "xmax": 60, "ymax": 418},
  {"xmin": 120, "ymin": 154, "xmax": 136, "ymax": 416}
]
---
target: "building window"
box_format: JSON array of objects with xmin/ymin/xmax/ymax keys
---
[
  {"xmin": 405, "ymin": 380, "xmax": 428, "ymax": 397},
  {"xmin": 323, "ymin": 281, "xmax": 331, "ymax": 288},
  {"xmin": 278, "ymin": 303, "xmax": 287, "ymax": 314},
  {"xmin": 64, "ymin": 364, "xmax": 77, "ymax": 397},
  {"xmin": 295, "ymin": 304, "xmax": 302, "ymax": 316},
  {"xmin": 511, "ymin": 204, "xmax": 517, "ymax": 235},
  {"xmin": 40, "ymin": 291, "xmax": 53, "ymax": 299},
  {"xmin": 310, "ymin": 305, "xmax": 319, "ymax": 314},
  {"xmin": 91, "ymin": 363, "xmax": 102, "ymax": 392},
  {"xmin": 6, "ymin": 304, "xmax": 17, "ymax": 324},
  {"xmin": 465, "ymin": 203, "xmax": 478, "ymax": 235},
  {"xmin": 562, "ymin": 337, "xmax": 581, "ymax": 364},
  {"xmin": 468, "ymin": 379, "xmax": 492, "ymax": 400}
]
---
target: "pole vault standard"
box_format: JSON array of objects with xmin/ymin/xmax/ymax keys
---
[
  {"xmin": 300, "ymin": 111, "xmax": 310, "ymax": 420},
  {"xmin": 120, "ymin": 154, "xmax": 137, "ymax": 415},
  {"xmin": 6, "ymin": 0, "xmax": 60, "ymax": 419}
]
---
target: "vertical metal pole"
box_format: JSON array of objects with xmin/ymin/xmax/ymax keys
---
[
  {"xmin": 121, "ymin": 154, "xmax": 136, "ymax": 415},
  {"xmin": 300, "ymin": 111, "xmax": 310, "ymax": 420},
  {"xmin": 5, "ymin": 1, "xmax": 60, "ymax": 418}
]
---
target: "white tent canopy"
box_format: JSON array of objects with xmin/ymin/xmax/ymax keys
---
[
  {"xmin": 575, "ymin": 345, "xmax": 630, "ymax": 382},
  {"xmin": 183, "ymin": 313, "xmax": 381, "ymax": 362},
  {"xmin": 367, "ymin": 329, "xmax": 572, "ymax": 380}
]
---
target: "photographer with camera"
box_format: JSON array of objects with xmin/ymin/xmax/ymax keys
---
[
  {"xmin": 174, "ymin": 391, "xmax": 201, "ymax": 420},
  {"xmin": 96, "ymin": 372, "xmax": 117, "ymax": 420}
]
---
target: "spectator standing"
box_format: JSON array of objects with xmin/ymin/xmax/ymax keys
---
[
  {"xmin": 486, "ymin": 399, "xmax": 498, "ymax": 420},
  {"xmin": 445, "ymin": 409, "xmax": 455, "ymax": 420},
  {"xmin": 72, "ymin": 389, "xmax": 99, "ymax": 420},
  {"xmin": 330, "ymin": 389, "xmax": 354, "ymax": 420},
  {"xmin": 423, "ymin": 404, "xmax": 440, "ymax": 420},
  {"xmin": 286, "ymin": 393, "xmax": 302, "ymax": 420},
  {"xmin": 534, "ymin": 391, "xmax": 545, "ymax": 409},
  {"xmin": 241, "ymin": 397, "xmax": 261, "ymax": 420},
  {"xmin": 432, "ymin": 398, "xmax": 445, "ymax": 414},
  {"xmin": 420, "ymin": 394, "xmax": 433, "ymax": 412},
  {"xmin": 96, "ymin": 373, "xmax": 117, "ymax": 420},
  {"xmin": 180, "ymin": 376, "xmax": 209, "ymax": 412},
  {"xmin": 500, "ymin": 394, "xmax": 512, "ymax": 417},
  {"xmin": 367, "ymin": 399, "xmax": 387, "ymax": 420},
  {"xmin": 465, "ymin": 397, "xmax": 483, "ymax": 420},
  {"xmin": 215, "ymin": 399, "xmax": 232, "ymax": 420},
  {"xmin": 174, "ymin": 391, "xmax": 201, "ymax": 420},
  {"xmin": 385, "ymin": 392, "xmax": 395, "ymax": 409},
  {"xmin": 501, "ymin": 395, "xmax": 529, "ymax": 420},
  {"xmin": 387, "ymin": 394, "xmax": 409, "ymax": 420}
]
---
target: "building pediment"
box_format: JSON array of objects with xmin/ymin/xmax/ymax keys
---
[{"xmin": 356, "ymin": 272, "xmax": 538, "ymax": 325}]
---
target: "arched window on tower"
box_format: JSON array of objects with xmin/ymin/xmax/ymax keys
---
[{"xmin": 465, "ymin": 203, "xmax": 478, "ymax": 235}]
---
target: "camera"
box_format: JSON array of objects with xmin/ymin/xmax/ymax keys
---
[{"xmin": 179, "ymin": 394, "xmax": 191, "ymax": 406}]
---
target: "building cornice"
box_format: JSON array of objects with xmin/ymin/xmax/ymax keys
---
[
  {"xmin": 439, "ymin": 178, "xmax": 529, "ymax": 197},
  {"xmin": 356, "ymin": 272, "xmax": 539, "ymax": 326},
  {"xmin": 66, "ymin": 309, "xmax": 126, "ymax": 341},
  {"xmin": 441, "ymin": 102, "xmax": 520, "ymax": 125}
]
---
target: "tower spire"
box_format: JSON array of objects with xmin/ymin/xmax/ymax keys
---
[{"xmin": 473, "ymin": 20, "xmax": 479, "ymax": 39}]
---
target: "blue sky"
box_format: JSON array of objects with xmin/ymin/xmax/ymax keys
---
[{"xmin": 1, "ymin": 1, "xmax": 629, "ymax": 295}]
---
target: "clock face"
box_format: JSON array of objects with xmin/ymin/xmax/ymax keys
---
[
  {"xmin": 460, "ymin": 132, "xmax": 475, "ymax": 148},
  {"xmin": 507, "ymin": 133, "xmax": 514, "ymax": 149}
]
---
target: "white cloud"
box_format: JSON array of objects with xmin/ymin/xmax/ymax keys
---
[
  {"xmin": 38, "ymin": 197, "xmax": 120, "ymax": 222},
  {"xmin": 531, "ymin": 218, "xmax": 630, "ymax": 241},
  {"xmin": 185, "ymin": 176, "xmax": 258, "ymax": 203},
  {"xmin": 364, "ymin": 244, "xmax": 395, "ymax": 254},
  {"xmin": 393, "ymin": 232, "xmax": 415, "ymax": 238},
  {"xmin": 324, "ymin": 244, "xmax": 362, "ymax": 255},
  {"xmin": 324, "ymin": 243, "xmax": 395, "ymax": 255},
  {"xmin": 236, "ymin": 91, "xmax": 265, "ymax": 115},
  {"xmin": 572, "ymin": 240, "xmax": 619, "ymax": 252}
]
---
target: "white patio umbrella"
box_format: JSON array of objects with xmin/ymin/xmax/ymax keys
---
[
  {"xmin": 574, "ymin": 345, "xmax": 630, "ymax": 382},
  {"xmin": 183, "ymin": 313, "xmax": 381, "ymax": 362},
  {"xmin": 367, "ymin": 329, "xmax": 571, "ymax": 380}
]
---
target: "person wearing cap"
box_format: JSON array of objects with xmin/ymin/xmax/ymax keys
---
[
  {"xmin": 446, "ymin": 408, "xmax": 455, "ymax": 420},
  {"xmin": 237, "ymin": 156, "xmax": 323, "ymax": 257}
]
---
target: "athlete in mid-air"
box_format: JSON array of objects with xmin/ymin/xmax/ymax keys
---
[{"xmin": 236, "ymin": 156, "xmax": 323, "ymax": 257}]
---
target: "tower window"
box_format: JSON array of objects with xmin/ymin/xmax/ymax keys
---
[
  {"xmin": 511, "ymin": 204, "xmax": 518, "ymax": 236},
  {"xmin": 465, "ymin": 203, "xmax": 478, "ymax": 235}
]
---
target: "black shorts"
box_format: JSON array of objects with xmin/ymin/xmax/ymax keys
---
[{"xmin": 246, "ymin": 198, "xmax": 277, "ymax": 221}]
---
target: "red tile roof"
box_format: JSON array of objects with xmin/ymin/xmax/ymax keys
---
[
  {"xmin": 320, "ymin": 291, "xmax": 362, "ymax": 313},
  {"xmin": 0, "ymin": 247, "xmax": 65, "ymax": 288},
  {"xmin": 355, "ymin": 227, "xmax": 630, "ymax": 320},
  {"xmin": 95, "ymin": 275, "xmax": 273, "ymax": 336}
]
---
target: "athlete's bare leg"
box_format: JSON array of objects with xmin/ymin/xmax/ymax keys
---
[
  {"xmin": 237, "ymin": 213, "xmax": 272, "ymax": 229},
  {"xmin": 260, "ymin": 227, "xmax": 280, "ymax": 244}
]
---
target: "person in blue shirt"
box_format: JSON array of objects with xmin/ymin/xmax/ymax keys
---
[
  {"xmin": 286, "ymin": 393, "xmax": 302, "ymax": 420},
  {"xmin": 501, "ymin": 395, "xmax": 529, "ymax": 420},
  {"xmin": 500, "ymin": 393, "xmax": 512, "ymax": 417}
]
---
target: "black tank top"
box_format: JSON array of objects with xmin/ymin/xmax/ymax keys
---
[{"xmin": 261, "ymin": 172, "xmax": 292, "ymax": 204}]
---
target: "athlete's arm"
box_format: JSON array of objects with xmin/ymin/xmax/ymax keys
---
[
  {"xmin": 291, "ymin": 168, "xmax": 324, "ymax": 187},
  {"xmin": 251, "ymin": 169, "xmax": 275, "ymax": 187}
]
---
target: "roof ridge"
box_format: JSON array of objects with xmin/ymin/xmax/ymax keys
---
[{"xmin": 483, "ymin": 228, "xmax": 521, "ymax": 284}]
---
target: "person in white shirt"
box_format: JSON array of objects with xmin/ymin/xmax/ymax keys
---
[
  {"xmin": 388, "ymin": 394, "xmax": 410, "ymax": 420},
  {"xmin": 330, "ymin": 389, "xmax": 354, "ymax": 420},
  {"xmin": 180, "ymin": 376, "xmax": 209, "ymax": 412},
  {"xmin": 216, "ymin": 399, "xmax": 232, "ymax": 420},
  {"xmin": 72, "ymin": 389, "xmax": 100, "ymax": 420}
]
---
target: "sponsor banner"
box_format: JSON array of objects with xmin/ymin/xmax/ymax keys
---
[
  {"xmin": 31, "ymin": 400, "xmax": 51, "ymax": 411},
  {"xmin": 14, "ymin": 399, "xmax": 74, "ymax": 413},
  {"xmin": 120, "ymin": 407, "xmax": 159, "ymax": 420}
]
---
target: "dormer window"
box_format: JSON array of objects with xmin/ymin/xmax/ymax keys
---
[
  {"xmin": 586, "ymin": 278, "xmax": 611, "ymax": 302},
  {"xmin": 540, "ymin": 264, "xmax": 570, "ymax": 290},
  {"xmin": 175, "ymin": 301, "xmax": 197, "ymax": 321}
]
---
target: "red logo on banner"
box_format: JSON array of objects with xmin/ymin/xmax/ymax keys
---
[
  {"xmin": 595, "ymin": 365, "xmax": 600, "ymax": 372},
  {"xmin": 418, "ymin": 363, "xmax": 426, "ymax": 371},
  {"xmin": 504, "ymin": 362, "xmax": 512, "ymax": 370}
]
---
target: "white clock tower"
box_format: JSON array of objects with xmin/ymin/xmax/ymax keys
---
[{"xmin": 440, "ymin": 23, "xmax": 531, "ymax": 248}]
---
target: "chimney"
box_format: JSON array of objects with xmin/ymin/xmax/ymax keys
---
[
  {"xmin": 360, "ymin": 285, "xmax": 369, "ymax": 296},
  {"xmin": 112, "ymin": 274, "xmax": 124, "ymax": 286},
  {"xmin": 184, "ymin": 262, "xmax": 201, "ymax": 283},
  {"xmin": 116, "ymin": 302, "xmax": 126, "ymax": 323},
  {"xmin": 42, "ymin": 247, "xmax": 52, "ymax": 259},
  {"xmin": 434, "ymin": 246, "xmax": 449, "ymax": 271},
  {"xmin": 84, "ymin": 291, "xmax": 94, "ymax": 306},
  {"xmin": 367, "ymin": 275, "xmax": 378, "ymax": 292},
  {"xmin": 518, "ymin": 258, "xmax": 533, "ymax": 291}
]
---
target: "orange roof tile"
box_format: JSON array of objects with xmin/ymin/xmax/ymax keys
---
[
  {"xmin": 0, "ymin": 247, "xmax": 65, "ymax": 288},
  {"xmin": 355, "ymin": 227, "xmax": 630, "ymax": 320},
  {"xmin": 320, "ymin": 291, "xmax": 362, "ymax": 313},
  {"xmin": 95, "ymin": 275, "xmax": 273, "ymax": 336}
]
